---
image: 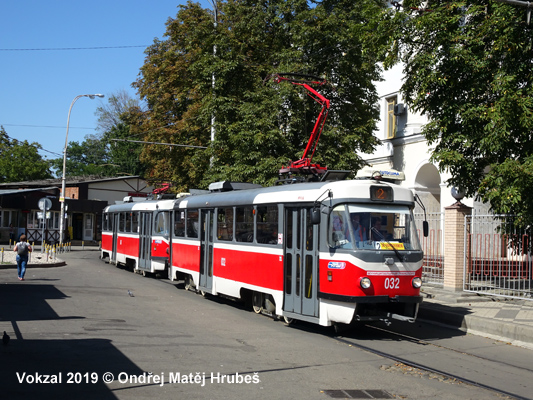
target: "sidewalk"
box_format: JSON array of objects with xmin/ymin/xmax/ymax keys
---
[{"xmin": 419, "ymin": 285, "xmax": 533, "ymax": 349}]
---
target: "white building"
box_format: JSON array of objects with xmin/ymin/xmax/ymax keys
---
[{"xmin": 359, "ymin": 62, "xmax": 477, "ymax": 214}]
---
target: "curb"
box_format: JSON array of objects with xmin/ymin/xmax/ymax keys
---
[{"xmin": 0, "ymin": 261, "xmax": 67, "ymax": 269}]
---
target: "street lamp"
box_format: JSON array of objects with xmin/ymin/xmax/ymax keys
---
[{"xmin": 59, "ymin": 93, "xmax": 104, "ymax": 245}]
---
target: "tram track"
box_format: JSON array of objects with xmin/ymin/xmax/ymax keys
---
[
  {"xmin": 365, "ymin": 325, "xmax": 533, "ymax": 375},
  {"xmin": 331, "ymin": 324, "xmax": 531, "ymax": 400}
]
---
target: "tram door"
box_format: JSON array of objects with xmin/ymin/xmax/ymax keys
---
[
  {"xmin": 283, "ymin": 207, "xmax": 319, "ymax": 317},
  {"xmin": 138, "ymin": 212, "xmax": 152, "ymax": 271},
  {"xmin": 111, "ymin": 213, "xmax": 119, "ymax": 264},
  {"xmin": 199, "ymin": 209, "xmax": 214, "ymax": 292}
]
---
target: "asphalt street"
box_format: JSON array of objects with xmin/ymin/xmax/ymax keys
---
[{"xmin": 1, "ymin": 250, "xmax": 532, "ymax": 400}]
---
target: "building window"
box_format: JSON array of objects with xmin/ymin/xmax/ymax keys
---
[{"xmin": 387, "ymin": 96, "xmax": 397, "ymax": 139}]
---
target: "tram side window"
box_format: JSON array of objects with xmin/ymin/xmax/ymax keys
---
[
  {"xmin": 102, "ymin": 214, "xmax": 109, "ymax": 231},
  {"xmin": 154, "ymin": 212, "xmax": 169, "ymax": 235},
  {"xmin": 235, "ymin": 206, "xmax": 254, "ymax": 242},
  {"xmin": 131, "ymin": 212, "xmax": 138, "ymax": 233},
  {"xmin": 174, "ymin": 210, "xmax": 185, "ymax": 237},
  {"xmin": 106, "ymin": 213, "xmax": 114, "ymax": 232},
  {"xmin": 187, "ymin": 209, "xmax": 199, "ymax": 238},
  {"xmin": 217, "ymin": 207, "xmax": 233, "ymax": 241},
  {"xmin": 329, "ymin": 205, "xmax": 351, "ymax": 249},
  {"xmin": 256, "ymin": 205, "xmax": 278, "ymax": 245},
  {"xmin": 119, "ymin": 212, "xmax": 126, "ymax": 233},
  {"xmin": 125, "ymin": 212, "xmax": 132, "ymax": 232}
]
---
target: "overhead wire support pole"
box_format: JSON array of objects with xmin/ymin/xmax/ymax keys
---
[{"xmin": 207, "ymin": 0, "xmax": 218, "ymax": 144}]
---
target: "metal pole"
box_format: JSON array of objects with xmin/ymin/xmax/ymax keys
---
[{"xmin": 59, "ymin": 94, "xmax": 104, "ymax": 246}]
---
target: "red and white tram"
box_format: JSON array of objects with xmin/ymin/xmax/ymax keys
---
[
  {"xmin": 102, "ymin": 177, "xmax": 425, "ymax": 327},
  {"xmin": 101, "ymin": 198, "xmax": 174, "ymax": 276}
]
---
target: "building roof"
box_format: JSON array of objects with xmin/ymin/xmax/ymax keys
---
[
  {"xmin": 0, "ymin": 176, "xmax": 144, "ymax": 189},
  {"xmin": 0, "ymin": 187, "xmax": 58, "ymax": 196}
]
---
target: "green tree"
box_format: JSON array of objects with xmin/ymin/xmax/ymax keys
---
[
  {"xmin": 134, "ymin": 0, "xmax": 384, "ymax": 191},
  {"xmin": 0, "ymin": 126, "xmax": 52, "ymax": 182},
  {"xmin": 102, "ymin": 108, "xmax": 147, "ymax": 177},
  {"xmin": 95, "ymin": 88, "xmax": 143, "ymax": 134},
  {"xmin": 96, "ymin": 91, "xmax": 147, "ymax": 177},
  {"xmin": 382, "ymin": 1, "xmax": 533, "ymax": 224},
  {"xmin": 49, "ymin": 137, "xmax": 110, "ymax": 177}
]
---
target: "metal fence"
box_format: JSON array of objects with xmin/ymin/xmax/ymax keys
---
[
  {"xmin": 464, "ymin": 214, "xmax": 532, "ymax": 300},
  {"xmin": 415, "ymin": 212, "xmax": 444, "ymax": 285}
]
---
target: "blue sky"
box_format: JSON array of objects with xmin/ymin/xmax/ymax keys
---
[{"xmin": 1, "ymin": 1, "xmax": 211, "ymax": 161}]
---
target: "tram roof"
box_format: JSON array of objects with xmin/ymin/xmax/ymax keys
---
[
  {"xmin": 104, "ymin": 198, "xmax": 176, "ymax": 213},
  {"xmin": 178, "ymin": 179, "xmax": 414, "ymax": 209}
]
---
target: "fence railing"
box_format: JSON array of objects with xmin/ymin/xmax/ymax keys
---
[
  {"xmin": 415, "ymin": 212, "xmax": 444, "ymax": 285},
  {"xmin": 464, "ymin": 214, "xmax": 532, "ymax": 300}
]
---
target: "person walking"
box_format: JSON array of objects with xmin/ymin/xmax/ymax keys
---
[
  {"xmin": 14, "ymin": 234, "xmax": 32, "ymax": 281},
  {"xmin": 9, "ymin": 223, "xmax": 15, "ymax": 244}
]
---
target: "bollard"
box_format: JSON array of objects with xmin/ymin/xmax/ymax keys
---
[
  {"xmin": 1, "ymin": 247, "xmax": 3, "ymax": 263},
  {"xmin": 82, "ymin": 241, "xmax": 84, "ymax": 250}
]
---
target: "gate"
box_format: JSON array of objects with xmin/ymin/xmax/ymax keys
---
[
  {"xmin": 415, "ymin": 212, "xmax": 444, "ymax": 285},
  {"xmin": 464, "ymin": 214, "xmax": 532, "ymax": 300}
]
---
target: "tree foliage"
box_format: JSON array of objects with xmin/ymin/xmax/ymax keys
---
[
  {"xmin": 49, "ymin": 137, "xmax": 110, "ymax": 177},
  {"xmin": 101, "ymin": 107, "xmax": 147, "ymax": 177},
  {"xmin": 134, "ymin": 0, "xmax": 385, "ymax": 191},
  {"xmin": 49, "ymin": 92, "xmax": 147, "ymax": 178},
  {"xmin": 95, "ymin": 89, "xmax": 143, "ymax": 134},
  {"xmin": 382, "ymin": 1, "xmax": 533, "ymax": 223},
  {"xmin": 0, "ymin": 126, "xmax": 52, "ymax": 182}
]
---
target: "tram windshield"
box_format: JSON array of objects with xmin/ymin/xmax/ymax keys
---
[{"xmin": 329, "ymin": 204, "xmax": 422, "ymax": 251}]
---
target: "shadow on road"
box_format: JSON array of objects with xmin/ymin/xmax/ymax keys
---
[{"xmin": 0, "ymin": 284, "xmax": 144, "ymax": 399}]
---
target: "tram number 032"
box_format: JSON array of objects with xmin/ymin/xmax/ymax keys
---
[{"xmin": 384, "ymin": 277, "xmax": 400, "ymax": 289}]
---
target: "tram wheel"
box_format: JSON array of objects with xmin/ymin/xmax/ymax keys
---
[
  {"xmin": 252, "ymin": 292, "xmax": 263, "ymax": 314},
  {"xmin": 184, "ymin": 276, "xmax": 192, "ymax": 291}
]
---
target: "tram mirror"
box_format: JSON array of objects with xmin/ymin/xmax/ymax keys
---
[
  {"xmin": 423, "ymin": 221, "xmax": 429, "ymax": 237},
  {"xmin": 311, "ymin": 207, "xmax": 321, "ymax": 224}
]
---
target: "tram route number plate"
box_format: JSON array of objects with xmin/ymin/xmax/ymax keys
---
[{"xmin": 377, "ymin": 242, "xmax": 405, "ymax": 250}]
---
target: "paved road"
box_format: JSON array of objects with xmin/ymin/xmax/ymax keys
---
[{"xmin": 1, "ymin": 250, "xmax": 532, "ymax": 400}]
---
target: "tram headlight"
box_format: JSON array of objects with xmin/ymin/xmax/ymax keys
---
[
  {"xmin": 412, "ymin": 277, "xmax": 422, "ymax": 289},
  {"xmin": 360, "ymin": 277, "xmax": 372, "ymax": 289}
]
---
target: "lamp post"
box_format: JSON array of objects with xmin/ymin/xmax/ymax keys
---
[{"xmin": 59, "ymin": 94, "xmax": 104, "ymax": 246}]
